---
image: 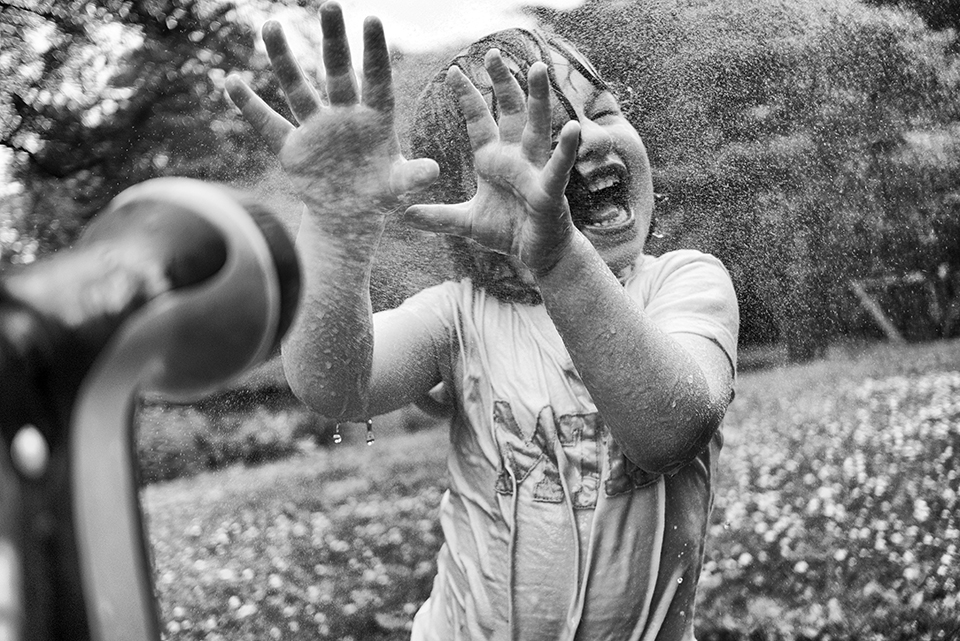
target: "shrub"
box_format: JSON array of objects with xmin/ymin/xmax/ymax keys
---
[
  {"xmin": 136, "ymin": 403, "xmax": 306, "ymax": 485},
  {"xmin": 138, "ymin": 405, "xmax": 212, "ymax": 485}
]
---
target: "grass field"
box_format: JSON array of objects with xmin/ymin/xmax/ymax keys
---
[{"xmin": 145, "ymin": 338, "xmax": 960, "ymax": 640}]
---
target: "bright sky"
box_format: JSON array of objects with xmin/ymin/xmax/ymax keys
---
[
  {"xmin": 334, "ymin": 0, "xmax": 584, "ymax": 51},
  {"xmin": 248, "ymin": 0, "xmax": 585, "ymax": 60}
]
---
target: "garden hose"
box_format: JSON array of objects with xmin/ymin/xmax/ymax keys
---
[{"xmin": 0, "ymin": 178, "xmax": 300, "ymax": 641}]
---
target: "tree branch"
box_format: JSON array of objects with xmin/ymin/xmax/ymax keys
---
[{"xmin": 0, "ymin": 0, "xmax": 87, "ymax": 36}]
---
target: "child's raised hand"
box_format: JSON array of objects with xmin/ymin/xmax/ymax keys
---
[
  {"xmin": 225, "ymin": 2, "xmax": 438, "ymax": 249},
  {"xmin": 402, "ymin": 49, "xmax": 582, "ymax": 276}
]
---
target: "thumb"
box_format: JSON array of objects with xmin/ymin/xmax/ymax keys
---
[
  {"xmin": 401, "ymin": 202, "xmax": 473, "ymax": 237},
  {"xmin": 391, "ymin": 158, "xmax": 440, "ymax": 196}
]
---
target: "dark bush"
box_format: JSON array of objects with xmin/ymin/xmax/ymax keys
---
[
  {"xmin": 137, "ymin": 405, "xmax": 211, "ymax": 485},
  {"xmin": 136, "ymin": 403, "xmax": 306, "ymax": 485}
]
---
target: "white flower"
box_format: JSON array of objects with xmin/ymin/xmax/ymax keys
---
[{"xmin": 914, "ymin": 499, "xmax": 931, "ymax": 522}]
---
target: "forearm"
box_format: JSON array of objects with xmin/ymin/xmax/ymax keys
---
[
  {"xmin": 281, "ymin": 207, "xmax": 381, "ymax": 418},
  {"xmin": 536, "ymin": 232, "xmax": 727, "ymax": 473}
]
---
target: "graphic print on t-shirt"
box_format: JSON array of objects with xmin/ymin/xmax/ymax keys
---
[{"xmin": 492, "ymin": 400, "xmax": 660, "ymax": 507}]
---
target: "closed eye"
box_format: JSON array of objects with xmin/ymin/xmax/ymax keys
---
[
  {"xmin": 590, "ymin": 109, "xmax": 621, "ymax": 122},
  {"xmin": 588, "ymin": 92, "xmax": 623, "ymax": 122}
]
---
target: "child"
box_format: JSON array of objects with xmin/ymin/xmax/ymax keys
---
[{"xmin": 226, "ymin": 4, "xmax": 738, "ymax": 640}]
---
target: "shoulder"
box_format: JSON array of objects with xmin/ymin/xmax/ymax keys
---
[
  {"xmin": 628, "ymin": 248, "xmax": 731, "ymax": 281},
  {"xmin": 625, "ymin": 250, "xmax": 740, "ymax": 368},
  {"xmin": 624, "ymin": 249, "xmax": 735, "ymax": 301}
]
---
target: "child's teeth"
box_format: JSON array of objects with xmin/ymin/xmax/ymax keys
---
[{"xmin": 587, "ymin": 175, "xmax": 618, "ymax": 192}]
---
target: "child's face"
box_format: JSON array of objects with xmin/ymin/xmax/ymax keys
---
[{"xmin": 549, "ymin": 47, "xmax": 654, "ymax": 275}]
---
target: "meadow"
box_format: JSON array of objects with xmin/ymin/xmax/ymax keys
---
[{"xmin": 144, "ymin": 338, "xmax": 960, "ymax": 640}]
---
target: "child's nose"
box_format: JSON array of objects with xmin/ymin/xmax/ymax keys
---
[{"xmin": 577, "ymin": 117, "xmax": 613, "ymax": 159}]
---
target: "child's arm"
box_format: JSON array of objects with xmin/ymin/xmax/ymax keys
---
[
  {"xmin": 403, "ymin": 51, "xmax": 733, "ymax": 473},
  {"xmin": 225, "ymin": 3, "xmax": 442, "ymax": 418},
  {"xmin": 535, "ymin": 236, "xmax": 734, "ymax": 474}
]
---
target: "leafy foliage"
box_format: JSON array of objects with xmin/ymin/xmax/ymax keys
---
[{"xmin": 0, "ymin": 0, "xmax": 279, "ymax": 259}]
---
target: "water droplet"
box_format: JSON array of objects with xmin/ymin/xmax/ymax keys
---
[
  {"xmin": 365, "ymin": 419, "xmax": 375, "ymax": 446},
  {"xmin": 677, "ymin": 577, "xmax": 683, "ymax": 584},
  {"xmin": 11, "ymin": 424, "xmax": 48, "ymax": 479},
  {"xmin": 723, "ymin": 521, "xmax": 731, "ymax": 530}
]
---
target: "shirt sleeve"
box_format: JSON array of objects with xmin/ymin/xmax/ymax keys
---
[
  {"xmin": 624, "ymin": 250, "xmax": 740, "ymax": 374},
  {"xmin": 382, "ymin": 280, "xmax": 463, "ymax": 409},
  {"xmin": 392, "ymin": 280, "xmax": 460, "ymax": 334}
]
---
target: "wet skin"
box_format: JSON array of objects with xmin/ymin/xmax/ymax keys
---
[{"xmin": 456, "ymin": 45, "xmax": 656, "ymax": 295}]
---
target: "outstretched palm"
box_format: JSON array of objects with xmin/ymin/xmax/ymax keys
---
[
  {"xmin": 225, "ymin": 2, "xmax": 438, "ymax": 246},
  {"xmin": 403, "ymin": 49, "xmax": 582, "ymax": 276}
]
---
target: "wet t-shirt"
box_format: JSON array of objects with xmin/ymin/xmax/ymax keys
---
[{"xmin": 396, "ymin": 250, "xmax": 739, "ymax": 641}]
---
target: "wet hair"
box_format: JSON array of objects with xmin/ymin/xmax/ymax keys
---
[{"xmin": 409, "ymin": 28, "xmax": 610, "ymax": 305}]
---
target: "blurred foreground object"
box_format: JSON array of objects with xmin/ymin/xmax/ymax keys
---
[{"xmin": 0, "ymin": 178, "xmax": 300, "ymax": 641}]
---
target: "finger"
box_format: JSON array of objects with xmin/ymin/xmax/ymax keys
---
[
  {"xmin": 522, "ymin": 62, "xmax": 552, "ymax": 166},
  {"xmin": 542, "ymin": 120, "xmax": 580, "ymax": 197},
  {"xmin": 225, "ymin": 75, "xmax": 294, "ymax": 155},
  {"xmin": 402, "ymin": 202, "xmax": 473, "ymax": 237},
  {"xmin": 484, "ymin": 49, "xmax": 526, "ymax": 144},
  {"xmin": 262, "ymin": 21, "xmax": 323, "ymax": 122},
  {"xmin": 361, "ymin": 16, "xmax": 394, "ymax": 114},
  {"xmin": 446, "ymin": 66, "xmax": 498, "ymax": 153},
  {"xmin": 390, "ymin": 158, "xmax": 440, "ymax": 196},
  {"xmin": 321, "ymin": 1, "xmax": 359, "ymax": 105}
]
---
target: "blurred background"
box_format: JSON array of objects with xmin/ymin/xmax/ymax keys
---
[{"xmin": 3, "ymin": 1, "xmax": 960, "ymax": 639}]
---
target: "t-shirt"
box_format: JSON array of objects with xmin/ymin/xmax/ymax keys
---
[{"xmin": 395, "ymin": 249, "xmax": 739, "ymax": 641}]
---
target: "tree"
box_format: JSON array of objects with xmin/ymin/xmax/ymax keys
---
[
  {"xmin": 537, "ymin": 0, "xmax": 960, "ymax": 359},
  {"xmin": 0, "ymin": 0, "xmax": 279, "ymax": 262}
]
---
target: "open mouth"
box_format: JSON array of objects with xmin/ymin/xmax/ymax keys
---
[{"xmin": 565, "ymin": 165, "xmax": 635, "ymax": 233}]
